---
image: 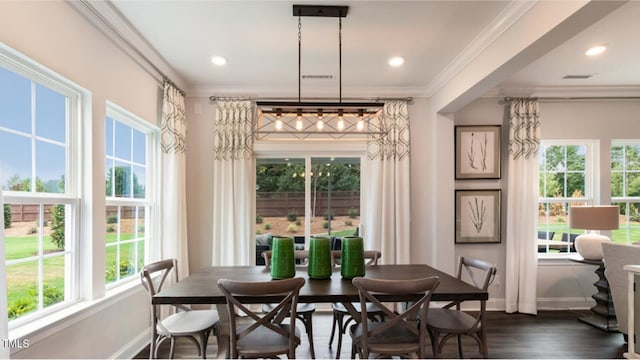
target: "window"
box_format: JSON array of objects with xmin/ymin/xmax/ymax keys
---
[
  {"xmin": 611, "ymin": 142, "xmax": 640, "ymax": 244},
  {"xmin": 256, "ymin": 156, "xmax": 361, "ymax": 242},
  {"xmin": 0, "ymin": 59, "xmax": 81, "ymax": 322},
  {"xmin": 105, "ymin": 103, "xmax": 156, "ymax": 285},
  {"xmin": 537, "ymin": 141, "xmax": 594, "ymax": 256}
]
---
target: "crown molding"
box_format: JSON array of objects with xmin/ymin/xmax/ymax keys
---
[
  {"xmin": 424, "ymin": 1, "xmax": 536, "ymax": 97},
  {"xmin": 487, "ymin": 85, "xmax": 640, "ymax": 98},
  {"xmin": 187, "ymin": 85, "xmax": 430, "ymax": 99},
  {"xmin": 67, "ymin": 0, "xmax": 186, "ymax": 89}
]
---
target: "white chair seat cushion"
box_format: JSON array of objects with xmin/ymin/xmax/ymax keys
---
[
  {"xmin": 158, "ymin": 309, "xmax": 219, "ymax": 337},
  {"xmin": 427, "ymin": 308, "xmax": 477, "ymax": 333}
]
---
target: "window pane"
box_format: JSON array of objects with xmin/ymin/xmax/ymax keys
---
[
  {"xmin": 310, "ymin": 157, "xmax": 360, "ymax": 238},
  {"xmin": 36, "ymin": 140, "xmax": 65, "ymax": 193},
  {"xmin": 133, "ymin": 128, "xmax": 146, "ymax": 164},
  {"xmin": 114, "ymin": 121, "xmax": 132, "ymax": 160},
  {"xmin": 43, "ymin": 256, "xmax": 65, "ymax": 309},
  {"xmin": 566, "ymin": 173, "xmax": 585, "ymax": 197},
  {"xmin": 256, "ymin": 158, "xmax": 305, "ymax": 238},
  {"xmin": 105, "ymin": 159, "xmax": 114, "ymax": 197},
  {"xmin": 113, "ymin": 162, "xmax": 132, "ymax": 198},
  {"xmin": 133, "ymin": 165, "xmax": 146, "ymax": 198},
  {"xmin": 611, "ymin": 146, "xmax": 624, "ymax": 170},
  {"xmin": 0, "ymin": 66, "xmax": 31, "ymax": 133},
  {"xmin": 626, "ymin": 146, "xmax": 640, "ymax": 171},
  {"xmin": 627, "ymin": 172, "xmax": 640, "ymax": 197},
  {"xmin": 35, "ymin": 83, "xmax": 66, "ymax": 143},
  {"xmin": 4, "ymin": 205, "xmax": 38, "ymax": 259},
  {"xmin": 566, "ymin": 145, "xmax": 585, "ymax": 171},
  {"xmin": 6, "ymin": 262, "xmax": 38, "ymax": 320},
  {"xmin": 0, "ymin": 132, "xmax": 32, "ymax": 191},
  {"xmin": 106, "ymin": 116, "xmax": 114, "ymax": 157}
]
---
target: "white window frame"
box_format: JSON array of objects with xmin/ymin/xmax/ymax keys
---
[
  {"xmin": 610, "ymin": 140, "xmax": 640, "ymax": 245},
  {"xmin": 1, "ymin": 44, "xmax": 85, "ymax": 327},
  {"xmin": 104, "ymin": 101, "xmax": 159, "ymax": 288},
  {"xmin": 537, "ymin": 139, "xmax": 597, "ymax": 259}
]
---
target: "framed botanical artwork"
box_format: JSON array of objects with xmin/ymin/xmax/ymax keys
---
[
  {"xmin": 455, "ymin": 189, "xmax": 501, "ymax": 244},
  {"xmin": 455, "ymin": 125, "xmax": 501, "ymax": 179}
]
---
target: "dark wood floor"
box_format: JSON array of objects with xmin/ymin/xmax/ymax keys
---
[{"xmin": 135, "ymin": 310, "xmax": 628, "ymax": 359}]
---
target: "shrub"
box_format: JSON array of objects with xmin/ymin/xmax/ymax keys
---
[
  {"xmin": 348, "ymin": 208, "xmax": 359, "ymax": 219},
  {"xmin": 287, "ymin": 224, "xmax": 298, "ymax": 233},
  {"xmin": 105, "ymin": 260, "xmax": 135, "ymax": 282},
  {"xmin": 264, "ymin": 223, "xmax": 272, "ymax": 230},
  {"xmin": 295, "ymin": 219, "xmax": 301, "ymax": 226},
  {"xmin": 8, "ymin": 297, "xmax": 35, "ymax": 320},
  {"xmin": 106, "ymin": 225, "xmax": 115, "ymax": 233},
  {"xmin": 256, "ymin": 229, "xmax": 262, "ymax": 235},
  {"xmin": 106, "ymin": 215, "xmax": 118, "ymax": 224},
  {"xmin": 30, "ymin": 283, "xmax": 63, "ymax": 306},
  {"xmin": 138, "ymin": 224, "xmax": 145, "ymax": 233},
  {"xmin": 49, "ymin": 204, "xmax": 65, "ymax": 249},
  {"xmin": 256, "ymin": 214, "xmax": 263, "ymax": 224},
  {"xmin": 287, "ymin": 211, "xmax": 298, "ymax": 222},
  {"xmin": 344, "ymin": 220, "xmax": 353, "ymax": 226},
  {"xmin": 324, "ymin": 213, "xmax": 334, "ymax": 221},
  {"xmin": 323, "ymin": 221, "xmax": 329, "ymax": 229},
  {"xmin": 4, "ymin": 204, "xmax": 11, "ymax": 228},
  {"xmin": 631, "ymin": 213, "xmax": 640, "ymax": 223},
  {"xmin": 28, "ymin": 227, "xmax": 37, "ymax": 234},
  {"xmin": 556, "ymin": 216, "xmax": 565, "ymax": 223}
]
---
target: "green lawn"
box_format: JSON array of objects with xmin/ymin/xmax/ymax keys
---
[
  {"xmin": 5, "ymin": 231, "xmax": 143, "ymax": 317},
  {"xmin": 538, "ymin": 223, "xmax": 640, "ymax": 243}
]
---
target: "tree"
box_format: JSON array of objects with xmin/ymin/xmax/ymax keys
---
[
  {"xmin": 3, "ymin": 204, "xmax": 11, "ymax": 228},
  {"xmin": 49, "ymin": 205, "xmax": 65, "ymax": 249}
]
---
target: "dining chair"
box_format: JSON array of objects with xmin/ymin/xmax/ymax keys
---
[
  {"xmin": 217, "ymin": 277, "xmax": 305, "ymax": 359},
  {"xmin": 140, "ymin": 258, "xmax": 219, "ymax": 359},
  {"xmin": 329, "ymin": 250, "xmax": 384, "ymax": 359},
  {"xmin": 426, "ymin": 256, "xmax": 497, "ymax": 358},
  {"xmin": 262, "ymin": 250, "xmax": 317, "ymax": 358},
  {"xmin": 349, "ymin": 275, "xmax": 440, "ymax": 359}
]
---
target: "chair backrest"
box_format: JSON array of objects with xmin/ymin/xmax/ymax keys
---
[
  {"xmin": 331, "ymin": 250, "xmax": 381, "ymax": 267},
  {"xmin": 140, "ymin": 259, "xmax": 179, "ymax": 324},
  {"xmin": 352, "ymin": 276, "xmax": 440, "ymax": 358},
  {"xmin": 262, "ymin": 250, "xmax": 310, "ymax": 268},
  {"xmin": 453, "ymin": 256, "xmax": 497, "ymax": 329},
  {"xmin": 217, "ymin": 277, "xmax": 305, "ymax": 358},
  {"xmin": 602, "ymin": 242, "xmax": 640, "ymax": 335}
]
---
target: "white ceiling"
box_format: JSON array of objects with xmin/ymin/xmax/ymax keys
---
[{"xmin": 108, "ymin": 0, "xmax": 640, "ymax": 99}]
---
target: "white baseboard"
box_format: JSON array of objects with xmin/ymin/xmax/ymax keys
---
[{"xmin": 111, "ymin": 327, "xmax": 150, "ymax": 359}]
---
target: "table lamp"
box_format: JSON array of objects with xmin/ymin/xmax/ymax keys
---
[{"xmin": 569, "ymin": 205, "xmax": 619, "ymax": 260}]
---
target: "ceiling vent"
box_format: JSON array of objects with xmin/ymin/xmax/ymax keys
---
[
  {"xmin": 302, "ymin": 74, "xmax": 334, "ymax": 79},
  {"xmin": 563, "ymin": 74, "xmax": 594, "ymax": 79}
]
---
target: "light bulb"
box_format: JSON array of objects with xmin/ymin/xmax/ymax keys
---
[
  {"xmin": 275, "ymin": 120, "xmax": 283, "ymax": 130},
  {"xmin": 296, "ymin": 119, "xmax": 303, "ymax": 130},
  {"xmin": 317, "ymin": 120, "xmax": 324, "ymax": 130},
  {"xmin": 337, "ymin": 119, "xmax": 344, "ymax": 130},
  {"xmin": 357, "ymin": 120, "xmax": 364, "ymax": 131}
]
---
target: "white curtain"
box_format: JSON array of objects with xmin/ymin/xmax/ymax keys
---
[
  {"xmin": 160, "ymin": 81, "xmax": 190, "ymax": 277},
  {"xmin": 0, "ymin": 170, "xmax": 8, "ymax": 359},
  {"xmin": 212, "ymin": 100, "xmax": 255, "ymax": 266},
  {"xmin": 505, "ymin": 98, "xmax": 540, "ymax": 315},
  {"xmin": 363, "ymin": 100, "xmax": 411, "ymax": 264}
]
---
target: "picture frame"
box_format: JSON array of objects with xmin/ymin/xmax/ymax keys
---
[
  {"xmin": 455, "ymin": 125, "xmax": 501, "ymax": 179},
  {"xmin": 455, "ymin": 189, "xmax": 501, "ymax": 244}
]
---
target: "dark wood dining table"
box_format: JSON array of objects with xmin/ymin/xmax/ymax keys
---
[{"xmin": 152, "ymin": 264, "xmax": 487, "ymax": 358}]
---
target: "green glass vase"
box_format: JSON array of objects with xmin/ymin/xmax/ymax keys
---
[
  {"xmin": 271, "ymin": 236, "xmax": 295, "ymax": 279},
  {"xmin": 341, "ymin": 236, "xmax": 365, "ymax": 279},
  {"xmin": 308, "ymin": 236, "xmax": 332, "ymax": 279}
]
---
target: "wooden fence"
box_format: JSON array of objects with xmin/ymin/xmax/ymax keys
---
[{"xmin": 256, "ymin": 191, "xmax": 360, "ymax": 217}]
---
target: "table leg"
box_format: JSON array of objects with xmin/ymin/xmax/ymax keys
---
[
  {"xmin": 215, "ymin": 304, "xmax": 230, "ymax": 359},
  {"xmin": 578, "ymin": 262, "xmax": 618, "ymax": 332}
]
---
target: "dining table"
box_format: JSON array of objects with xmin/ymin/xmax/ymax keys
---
[{"xmin": 152, "ymin": 264, "xmax": 488, "ymax": 358}]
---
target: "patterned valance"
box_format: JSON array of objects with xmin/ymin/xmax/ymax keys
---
[
  {"xmin": 214, "ymin": 100, "xmax": 255, "ymax": 160},
  {"xmin": 367, "ymin": 100, "xmax": 410, "ymax": 161},
  {"xmin": 508, "ymin": 97, "xmax": 540, "ymax": 160}
]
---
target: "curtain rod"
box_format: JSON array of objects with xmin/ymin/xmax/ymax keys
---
[
  {"xmin": 504, "ymin": 96, "xmax": 640, "ymax": 103},
  {"xmin": 208, "ymin": 96, "xmax": 413, "ymax": 103}
]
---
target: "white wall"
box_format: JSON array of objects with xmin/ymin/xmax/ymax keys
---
[
  {"xmin": 1, "ymin": 1, "xmax": 158, "ymax": 357},
  {"xmin": 454, "ymin": 97, "xmax": 640, "ymax": 310}
]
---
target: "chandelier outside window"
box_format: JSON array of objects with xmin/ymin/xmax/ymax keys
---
[{"xmin": 256, "ymin": 5, "xmax": 385, "ymax": 141}]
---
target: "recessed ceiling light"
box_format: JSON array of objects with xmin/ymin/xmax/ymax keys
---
[
  {"xmin": 388, "ymin": 56, "xmax": 405, "ymax": 67},
  {"xmin": 586, "ymin": 45, "xmax": 607, "ymax": 57},
  {"xmin": 211, "ymin": 56, "xmax": 227, "ymax": 66}
]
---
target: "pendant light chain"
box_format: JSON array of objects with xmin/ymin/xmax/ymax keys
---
[
  {"xmin": 339, "ymin": 16, "xmax": 342, "ymax": 104},
  {"xmin": 298, "ymin": 15, "xmax": 302, "ymax": 104}
]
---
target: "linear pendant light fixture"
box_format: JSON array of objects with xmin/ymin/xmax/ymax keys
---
[{"xmin": 255, "ymin": 5, "xmax": 385, "ymax": 140}]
